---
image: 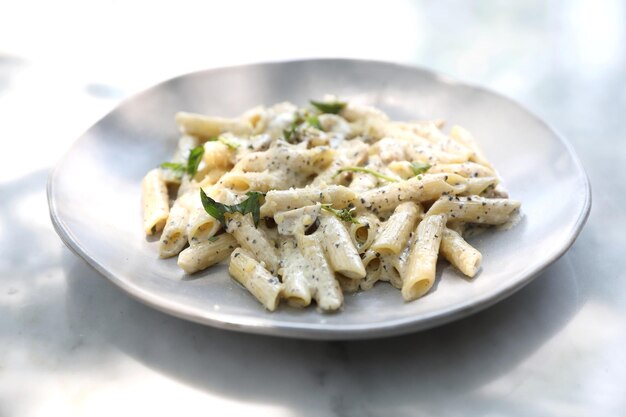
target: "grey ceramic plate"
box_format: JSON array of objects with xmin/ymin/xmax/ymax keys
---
[{"xmin": 48, "ymin": 59, "xmax": 591, "ymax": 340}]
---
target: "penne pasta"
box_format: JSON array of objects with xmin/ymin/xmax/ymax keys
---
[
  {"xmin": 143, "ymin": 98, "xmax": 521, "ymax": 313},
  {"xmin": 349, "ymin": 214, "xmax": 380, "ymax": 254},
  {"xmin": 142, "ymin": 169, "xmax": 170, "ymax": 235},
  {"xmin": 427, "ymin": 196, "xmax": 521, "ymax": 225},
  {"xmin": 225, "ymin": 212, "xmax": 280, "ymax": 274},
  {"xmin": 178, "ymin": 234, "xmax": 238, "ymax": 274},
  {"xmin": 371, "ymin": 202, "xmax": 422, "ymax": 255},
  {"xmin": 176, "ymin": 112, "xmax": 253, "ymax": 139},
  {"xmin": 402, "ymin": 214, "xmax": 446, "ymax": 301},
  {"xmin": 440, "ymin": 228, "xmax": 482, "ymax": 278},
  {"xmin": 260, "ymin": 185, "xmax": 357, "ymax": 217},
  {"xmin": 358, "ymin": 173, "xmax": 466, "ymax": 215},
  {"xmin": 296, "ymin": 233, "xmax": 343, "ymax": 312},
  {"xmin": 319, "ymin": 214, "xmax": 366, "ymax": 279},
  {"xmin": 279, "ymin": 238, "xmax": 312, "ymax": 307},
  {"xmin": 229, "ymin": 248, "xmax": 283, "ymax": 311}
]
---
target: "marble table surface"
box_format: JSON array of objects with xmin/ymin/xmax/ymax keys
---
[{"xmin": 1, "ymin": 1, "xmax": 624, "ymax": 416}]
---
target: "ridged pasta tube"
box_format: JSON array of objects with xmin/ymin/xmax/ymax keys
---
[
  {"xmin": 229, "ymin": 248, "xmax": 282, "ymax": 311},
  {"xmin": 440, "ymin": 228, "xmax": 482, "ymax": 278},
  {"xmin": 402, "ymin": 214, "xmax": 446, "ymax": 301},
  {"xmin": 178, "ymin": 234, "xmax": 238, "ymax": 274},
  {"xmin": 142, "ymin": 169, "xmax": 169, "ymax": 235}
]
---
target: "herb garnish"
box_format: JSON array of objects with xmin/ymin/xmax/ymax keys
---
[
  {"xmin": 160, "ymin": 145, "xmax": 205, "ymax": 178},
  {"xmin": 409, "ymin": 162, "xmax": 431, "ymax": 176},
  {"xmin": 186, "ymin": 146, "xmax": 205, "ymax": 176},
  {"xmin": 208, "ymin": 236, "xmax": 219, "ymax": 242},
  {"xmin": 283, "ymin": 120, "xmax": 299, "ymax": 142},
  {"xmin": 283, "ymin": 113, "xmax": 304, "ymax": 142},
  {"xmin": 283, "ymin": 111, "xmax": 325, "ymax": 142},
  {"xmin": 321, "ymin": 204, "xmax": 360, "ymax": 224},
  {"xmin": 207, "ymin": 136, "xmax": 239, "ymax": 150},
  {"xmin": 310, "ymin": 100, "xmax": 346, "ymax": 114},
  {"xmin": 333, "ymin": 167, "xmax": 398, "ymax": 182},
  {"xmin": 306, "ymin": 115, "xmax": 323, "ymax": 130},
  {"xmin": 200, "ymin": 189, "xmax": 264, "ymax": 226},
  {"xmin": 160, "ymin": 162, "xmax": 185, "ymax": 177}
]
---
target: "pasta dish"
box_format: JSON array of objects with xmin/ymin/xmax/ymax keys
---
[{"xmin": 141, "ymin": 97, "xmax": 521, "ymax": 312}]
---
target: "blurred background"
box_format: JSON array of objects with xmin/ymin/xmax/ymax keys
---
[
  {"xmin": 1, "ymin": 0, "xmax": 624, "ymax": 181},
  {"xmin": 1, "ymin": 1, "xmax": 625, "ymax": 416}
]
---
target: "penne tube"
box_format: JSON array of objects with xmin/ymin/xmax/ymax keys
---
[
  {"xmin": 239, "ymin": 105, "xmax": 268, "ymax": 134},
  {"xmin": 462, "ymin": 177, "xmax": 499, "ymax": 196},
  {"xmin": 427, "ymin": 196, "xmax": 521, "ymax": 225},
  {"xmin": 198, "ymin": 168, "xmax": 229, "ymax": 187},
  {"xmin": 260, "ymin": 185, "xmax": 357, "ymax": 217},
  {"xmin": 371, "ymin": 202, "xmax": 422, "ymax": 255},
  {"xmin": 402, "ymin": 214, "xmax": 446, "ymax": 301},
  {"xmin": 428, "ymin": 162, "xmax": 496, "ymax": 178},
  {"xmin": 178, "ymin": 234, "xmax": 238, "ymax": 274},
  {"xmin": 349, "ymin": 214, "xmax": 380, "ymax": 254},
  {"xmin": 175, "ymin": 112, "xmax": 252, "ymax": 139},
  {"xmin": 228, "ymin": 248, "xmax": 283, "ymax": 311},
  {"xmin": 142, "ymin": 169, "xmax": 170, "ymax": 235},
  {"xmin": 158, "ymin": 191, "xmax": 196, "ymax": 258},
  {"xmin": 274, "ymin": 205, "xmax": 320, "ymax": 236},
  {"xmin": 219, "ymin": 171, "xmax": 289, "ymax": 193},
  {"xmin": 233, "ymin": 143, "xmax": 335, "ymax": 175},
  {"xmin": 358, "ymin": 173, "xmax": 466, "ymax": 215},
  {"xmin": 225, "ymin": 212, "xmax": 280, "ymax": 274},
  {"xmin": 319, "ymin": 214, "xmax": 366, "ymax": 279},
  {"xmin": 279, "ymin": 238, "xmax": 312, "ymax": 307},
  {"xmin": 359, "ymin": 250, "xmax": 383, "ymax": 290},
  {"xmin": 158, "ymin": 204, "xmax": 189, "ymax": 258},
  {"xmin": 440, "ymin": 228, "xmax": 482, "ymax": 278},
  {"xmin": 296, "ymin": 233, "xmax": 343, "ymax": 312}
]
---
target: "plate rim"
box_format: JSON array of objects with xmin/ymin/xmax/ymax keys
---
[{"xmin": 47, "ymin": 58, "xmax": 592, "ymax": 340}]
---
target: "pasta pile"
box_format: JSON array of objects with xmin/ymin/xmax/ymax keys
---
[{"xmin": 142, "ymin": 97, "xmax": 520, "ymax": 312}]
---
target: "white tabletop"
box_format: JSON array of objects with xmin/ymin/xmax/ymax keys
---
[{"xmin": 1, "ymin": 1, "xmax": 624, "ymax": 416}]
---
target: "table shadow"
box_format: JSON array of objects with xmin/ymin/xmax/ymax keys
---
[{"xmin": 61, "ymin": 244, "xmax": 586, "ymax": 415}]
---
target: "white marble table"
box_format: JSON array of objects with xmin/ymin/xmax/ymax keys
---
[{"xmin": 1, "ymin": 1, "xmax": 624, "ymax": 415}]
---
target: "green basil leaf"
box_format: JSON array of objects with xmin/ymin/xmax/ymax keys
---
[
  {"xmin": 409, "ymin": 162, "xmax": 431, "ymax": 176},
  {"xmin": 160, "ymin": 162, "xmax": 185, "ymax": 171},
  {"xmin": 306, "ymin": 115, "xmax": 323, "ymax": 130},
  {"xmin": 200, "ymin": 188, "xmax": 228, "ymax": 224},
  {"xmin": 310, "ymin": 100, "xmax": 346, "ymax": 114},
  {"xmin": 321, "ymin": 204, "xmax": 359, "ymax": 224},
  {"xmin": 283, "ymin": 126, "xmax": 296, "ymax": 142},
  {"xmin": 283, "ymin": 114, "xmax": 303, "ymax": 143},
  {"xmin": 207, "ymin": 136, "xmax": 239, "ymax": 150},
  {"xmin": 200, "ymin": 189, "xmax": 263, "ymax": 227},
  {"xmin": 186, "ymin": 146, "xmax": 205, "ymax": 176},
  {"xmin": 160, "ymin": 162, "xmax": 185, "ymax": 179},
  {"xmin": 244, "ymin": 191, "xmax": 263, "ymax": 226}
]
